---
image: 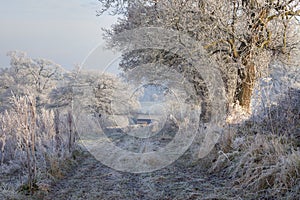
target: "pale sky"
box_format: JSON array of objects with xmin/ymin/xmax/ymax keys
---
[{"xmin": 0, "ymin": 0, "xmax": 120, "ymax": 69}]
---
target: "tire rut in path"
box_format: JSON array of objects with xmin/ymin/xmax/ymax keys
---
[{"xmin": 44, "ymin": 150, "xmax": 235, "ymax": 200}]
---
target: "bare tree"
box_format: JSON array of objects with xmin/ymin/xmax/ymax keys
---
[{"xmin": 4, "ymin": 51, "xmax": 64, "ymax": 107}]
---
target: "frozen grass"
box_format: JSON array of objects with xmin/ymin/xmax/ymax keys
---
[
  {"xmin": 0, "ymin": 89, "xmax": 297, "ymax": 199},
  {"xmin": 211, "ymin": 87, "xmax": 300, "ymax": 198},
  {"xmin": 38, "ymin": 86, "xmax": 300, "ymax": 199}
]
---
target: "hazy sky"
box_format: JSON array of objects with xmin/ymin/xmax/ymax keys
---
[{"xmin": 0, "ymin": 0, "xmax": 120, "ymax": 69}]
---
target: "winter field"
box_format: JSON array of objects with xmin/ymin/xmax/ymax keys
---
[
  {"xmin": 0, "ymin": 53, "xmax": 299, "ymax": 199},
  {"xmin": 1, "ymin": 1, "xmax": 300, "ymax": 199}
]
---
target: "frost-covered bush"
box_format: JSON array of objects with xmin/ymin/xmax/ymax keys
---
[
  {"xmin": 0, "ymin": 93, "xmax": 77, "ymax": 195},
  {"xmin": 252, "ymin": 61, "xmax": 300, "ymax": 118},
  {"xmin": 249, "ymin": 62, "xmax": 300, "ymax": 144}
]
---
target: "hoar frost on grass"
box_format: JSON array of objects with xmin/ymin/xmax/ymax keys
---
[
  {"xmin": 212, "ymin": 61, "xmax": 300, "ymax": 198},
  {"xmin": 0, "ymin": 93, "xmax": 79, "ymax": 198}
]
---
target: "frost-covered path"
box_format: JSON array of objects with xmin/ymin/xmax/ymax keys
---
[{"xmin": 44, "ymin": 150, "xmax": 236, "ymax": 200}]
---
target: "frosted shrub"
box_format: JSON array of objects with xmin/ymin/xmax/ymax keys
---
[{"xmin": 0, "ymin": 93, "xmax": 77, "ymax": 195}]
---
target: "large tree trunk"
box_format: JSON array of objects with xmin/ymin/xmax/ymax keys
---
[{"xmin": 236, "ymin": 62, "xmax": 256, "ymax": 112}]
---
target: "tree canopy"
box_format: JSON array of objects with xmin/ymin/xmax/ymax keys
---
[{"xmin": 99, "ymin": 0, "xmax": 300, "ymax": 112}]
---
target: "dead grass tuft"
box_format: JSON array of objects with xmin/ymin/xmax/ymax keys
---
[{"xmin": 207, "ymin": 88, "xmax": 300, "ymax": 198}]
